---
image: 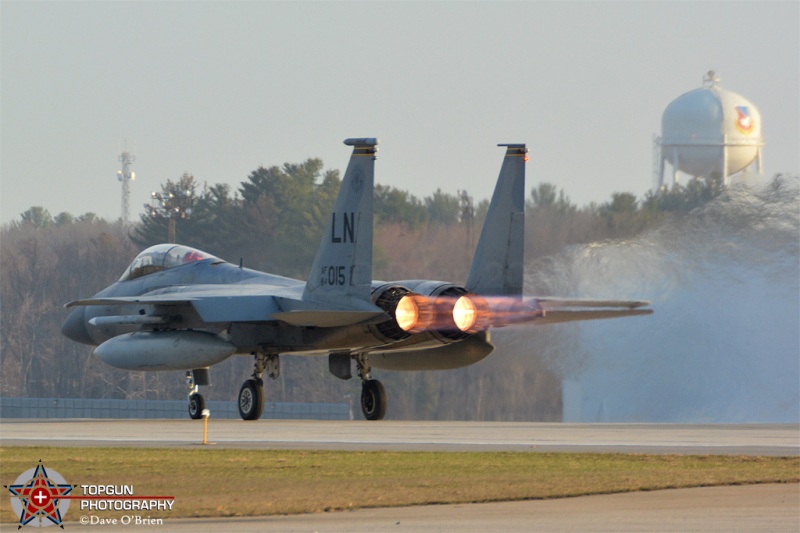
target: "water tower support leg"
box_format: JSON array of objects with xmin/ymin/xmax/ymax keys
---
[{"xmin": 722, "ymin": 137, "xmax": 730, "ymax": 186}]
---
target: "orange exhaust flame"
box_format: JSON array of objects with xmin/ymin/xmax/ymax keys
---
[
  {"xmin": 415, "ymin": 295, "xmax": 544, "ymax": 333},
  {"xmin": 482, "ymin": 296, "xmax": 547, "ymax": 328}
]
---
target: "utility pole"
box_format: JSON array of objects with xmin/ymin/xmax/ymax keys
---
[
  {"xmin": 144, "ymin": 184, "xmax": 193, "ymax": 243},
  {"xmin": 458, "ymin": 189, "xmax": 475, "ymax": 256}
]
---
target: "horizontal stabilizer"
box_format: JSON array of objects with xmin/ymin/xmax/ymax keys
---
[
  {"xmin": 534, "ymin": 298, "xmax": 651, "ymax": 310},
  {"xmin": 535, "ymin": 308, "xmax": 653, "ymax": 325},
  {"xmin": 458, "ymin": 295, "xmax": 652, "ymax": 328},
  {"xmin": 270, "ymin": 310, "xmax": 388, "ymax": 327}
]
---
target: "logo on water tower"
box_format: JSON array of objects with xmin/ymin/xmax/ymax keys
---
[{"xmin": 735, "ymin": 106, "xmax": 754, "ymax": 135}]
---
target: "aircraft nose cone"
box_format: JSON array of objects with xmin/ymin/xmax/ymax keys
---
[{"xmin": 61, "ymin": 307, "xmax": 93, "ymax": 345}]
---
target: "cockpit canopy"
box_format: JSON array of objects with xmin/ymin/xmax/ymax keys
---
[{"xmin": 119, "ymin": 244, "xmax": 219, "ymax": 281}]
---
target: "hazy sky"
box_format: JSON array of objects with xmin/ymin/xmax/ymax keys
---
[{"xmin": 2, "ymin": 1, "xmax": 798, "ymax": 224}]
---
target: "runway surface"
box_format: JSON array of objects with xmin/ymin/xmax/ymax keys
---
[
  {"xmin": 1, "ymin": 419, "xmax": 798, "ymax": 455},
  {"xmin": 54, "ymin": 484, "xmax": 800, "ymax": 533},
  {"xmin": 3, "ymin": 420, "xmax": 798, "ymax": 532}
]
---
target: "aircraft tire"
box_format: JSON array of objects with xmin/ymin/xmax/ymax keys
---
[
  {"xmin": 361, "ymin": 379, "xmax": 387, "ymax": 421},
  {"xmin": 188, "ymin": 393, "xmax": 205, "ymax": 420},
  {"xmin": 238, "ymin": 379, "xmax": 264, "ymax": 420}
]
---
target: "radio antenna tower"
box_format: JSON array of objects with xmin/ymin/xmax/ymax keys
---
[{"xmin": 116, "ymin": 144, "xmax": 136, "ymax": 223}]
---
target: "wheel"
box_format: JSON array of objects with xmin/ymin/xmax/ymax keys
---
[
  {"xmin": 361, "ymin": 379, "xmax": 387, "ymax": 420},
  {"xmin": 188, "ymin": 393, "xmax": 205, "ymax": 420},
  {"xmin": 238, "ymin": 379, "xmax": 264, "ymax": 420}
]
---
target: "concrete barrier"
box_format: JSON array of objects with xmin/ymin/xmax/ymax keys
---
[{"xmin": 0, "ymin": 397, "xmax": 350, "ymax": 420}]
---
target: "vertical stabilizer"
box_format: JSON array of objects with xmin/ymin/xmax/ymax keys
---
[
  {"xmin": 303, "ymin": 138, "xmax": 378, "ymax": 306},
  {"xmin": 465, "ymin": 144, "xmax": 527, "ymax": 296}
]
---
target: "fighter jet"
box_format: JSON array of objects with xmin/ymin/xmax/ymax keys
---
[{"xmin": 62, "ymin": 138, "xmax": 651, "ymax": 421}]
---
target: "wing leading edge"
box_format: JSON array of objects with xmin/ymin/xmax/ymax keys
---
[{"xmin": 66, "ymin": 293, "xmax": 386, "ymax": 328}]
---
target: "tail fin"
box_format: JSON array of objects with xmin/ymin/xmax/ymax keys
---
[
  {"xmin": 465, "ymin": 144, "xmax": 527, "ymax": 296},
  {"xmin": 303, "ymin": 138, "xmax": 378, "ymax": 306}
]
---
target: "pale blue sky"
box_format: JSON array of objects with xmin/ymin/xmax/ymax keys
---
[{"xmin": 2, "ymin": 1, "xmax": 798, "ymax": 223}]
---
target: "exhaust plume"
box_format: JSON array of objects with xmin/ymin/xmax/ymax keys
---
[{"xmin": 525, "ymin": 182, "xmax": 799, "ymax": 423}]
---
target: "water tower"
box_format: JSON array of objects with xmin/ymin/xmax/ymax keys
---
[{"xmin": 654, "ymin": 71, "xmax": 763, "ymax": 189}]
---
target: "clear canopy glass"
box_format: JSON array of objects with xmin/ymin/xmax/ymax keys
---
[{"xmin": 119, "ymin": 244, "xmax": 218, "ymax": 281}]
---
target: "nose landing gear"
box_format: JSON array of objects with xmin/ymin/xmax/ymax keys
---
[{"xmin": 186, "ymin": 369, "xmax": 209, "ymax": 420}]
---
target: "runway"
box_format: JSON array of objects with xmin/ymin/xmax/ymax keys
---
[
  {"xmin": 53, "ymin": 483, "xmax": 799, "ymax": 533},
  {"xmin": 1, "ymin": 419, "xmax": 798, "ymax": 455},
  {"xmin": 3, "ymin": 420, "xmax": 798, "ymax": 532}
]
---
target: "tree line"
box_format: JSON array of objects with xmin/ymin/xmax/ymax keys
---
[{"xmin": 3, "ymin": 156, "xmax": 769, "ymax": 420}]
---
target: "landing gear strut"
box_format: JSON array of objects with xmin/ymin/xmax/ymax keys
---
[
  {"xmin": 186, "ymin": 370, "xmax": 206, "ymax": 420},
  {"xmin": 238, "ymin": 352, "xmax": 278, "ymax": 420},
  {"xmin": 355, "ymin": 354, "xmax": 387, "ymax": 421}
]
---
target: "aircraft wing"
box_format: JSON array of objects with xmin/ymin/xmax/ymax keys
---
[
  {"xmin": 65, "ymin": 286, "xmax": 387, "ymax": 327},
  {"xmin": 66, "ymin": 295, "xmax": 198, "ymax": 307}
]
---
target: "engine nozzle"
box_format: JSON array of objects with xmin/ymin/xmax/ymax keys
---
[
  {"xmin": 370, "ymin": 285, "xmax": 432, "ymax": 341},
  {"xmin": 452, "ymin": 295, "xmax": 478, "ymax": 332}
]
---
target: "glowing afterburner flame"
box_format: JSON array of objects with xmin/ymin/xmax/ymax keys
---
[
  {"xmin": 395, "ymin": 293, "xmax": 546, "ymax": 334},
  {"xmin": 444, "ymin": 295, "xmax": 543, "ymax": 332},
  {"xmin": 395, "ymin": 295, "xmax": 420, "ymax": 332},
  {"xmin": 453, "ymin": 296, "xmax": 478, "ymax": 332}
]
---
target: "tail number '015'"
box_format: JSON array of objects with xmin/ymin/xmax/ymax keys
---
[{"xmin": 321, "ymin": 266, "xmax": 346, "ymax": 286}]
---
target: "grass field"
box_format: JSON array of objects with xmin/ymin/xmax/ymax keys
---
[{"xmin": 1, "ymin": 447, "xmax": 797, "ymax": 522}]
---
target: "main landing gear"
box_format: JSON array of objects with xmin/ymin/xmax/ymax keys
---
[
  {"xmin": 330, "ymin": 352, "xmax": 387, "ymax": 420},
  {"xmin": 237, "ymin": 352, "xmax": 279, "ymax": 420},
  {"xmin": 355, "ymin": 354, "xmax": 387, "ymax": 421},
  {"xmin": 238, "ymin": 378, "xmax": 263, "ymax": 420},
  {"xmin": 189, "ymin": 352, "xmax": 387, "ymax": 421}
]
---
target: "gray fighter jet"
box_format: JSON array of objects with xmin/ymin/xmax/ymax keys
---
[{"xmin": 62, "ymin": 138, "xmax": 651, "ymax": 421}]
